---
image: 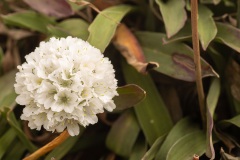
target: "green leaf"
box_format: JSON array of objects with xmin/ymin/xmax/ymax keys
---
[
  {"xmin": 48, "ymin": 18, "xmax": 89, "ymax": 40},
  {"xmin": 135, "ymin": 32, "xmax": 218, "ymax": 82},
  {"xmin": 1, "ymin": 11, "xmax": 55, "ymax": 34},
  {"xmin": 164, "ymin": 6, "xmax": 218, "ymax": 50},
  {"xmin": 3, "ymin": 140, "xmax": 26, "ymax": 160},
  {"xmin": 106, "ymin": 110, "xmax": 140, "ymax": 157},
  {"xmin": 87, "ymin": 5, "xmax": 134, "ymax": 52},
  {"xmin": 142, "ymin": 135, "xmax": 166, "ymax": 160},
  {"xmin": 206, "ymin": 78, "xmax": 221, "ymax": 159},
  {"xmin": 114, "ymin": 84, "xmax": 146, "ymax": 111},
  {"xmin": 218, "ymin": 115, "xmax": 240, "ymax": 129},
  {"xmin": 47, "ymin": 25, "xmax": 69, "ymax": 38},
  {"xmin": 45, "ymin": 129, "xmax": 84, "ymax": 160},
  {"xmin": 0, "ymin": 128, "xmax": 16, "ymax": 159},
  {"xmin": 155, "ymin": 117, "xmax": 199, "ymax": 160},
  {"xmin": 155, "ymin": 0, "xmax": 187, "ymax": 38},
  {"xmin": 122, "ymin": 60, "xmax": 173, "ymax": 145},
  {"xmin": 165, "ymin": 131, "xmax": 206, "ymax": 160},
  {"xmin": 215, "ymin": 22, "xmax": 240, "ymax": 53},
  {"xmin": 162, "ymin": 21, "xmax": 191, "ymax": 44},
  {"xmin": 0, "ymin": 70, "xmax": 17, "ymax": 110},
  {"xmin": 129, "ymin": 138, "xmax": 147, "ymax": 160},
  {"xmin": 198, "ymin": 5, "xmax": 217, "ymax": 50},
  {"xmin": 7, "ymin": 109, "xmax": 37, "ymax": 152}
]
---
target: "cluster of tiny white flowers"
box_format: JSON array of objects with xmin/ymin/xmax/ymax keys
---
[{"xmin": 15, "ymin": 37, "xmax": 118, "ymax": 136}]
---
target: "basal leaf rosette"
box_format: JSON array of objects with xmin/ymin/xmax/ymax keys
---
[{"xmin": 14, "ymin": 37, "xmax": 118, "ymax": 136}]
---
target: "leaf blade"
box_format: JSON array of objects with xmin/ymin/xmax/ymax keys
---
[
  {"xmin": 155, "ymin": 0, "xmax": 187, "ymax": 38},
  {"xmin": 206, "ymin": 78, "xmax": 221, "ymax": 159},
  {"xmin": 87, "ymin": 5, "xmax": 134, "ymax": 52},
  {"xmin": 198, "ymin": 5, "xmax": 217, "ymax": 50},
  {"xmin": 1, "ymin": 11, "xmax": 55, "ymax": 34},
  {"xmin": 114, "ymin": 84, "xmax": 146, "ymax": 111},
  {"xmin": 106, "ymin": 110, "xmax": 140, "ymax": 157},
  {"xmin": 215, "ymin": 22, "xmax": 240, "ymax": 53},
  {"xmin": 136, "ymin": 32, "xmax": 218, "ymax": 82},
  {"xmin": 122, "ymin": 60, "xmax": 173, "ymax": 145}
]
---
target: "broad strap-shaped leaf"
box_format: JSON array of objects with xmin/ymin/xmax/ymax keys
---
[
  {"xmin": 155, "ymin": 0, "xmax": 187, "ymax": 38},
  {"xmin": 142, "ymin": 135, "xmax": 166, "ymax": 160},
  {"xmin": 7, "ymin": 109, "xmax": 37, "ymax": 152},
  {"xmin": 87, "ymin": 5, "xmax": 134, "ymax": 52},
  {"xmin": 3, "ymin": 140, "xmax": 26, "ymax": 160},
  {"xmin": 129, "ymin": 138, "xmax": 147, "ymax": 160},
  {"xmin": 215, "ymin": 22, "xmax": 240, "ymax": 53},
  {"xmin": 198, "ymin": 5, "xmax": 217, "ymax": 50},
  {"xmin": 206, "ymin": 78, "xmax": 221, "ymax": 159},
  {"xmin": 114, "ymin": 84, "xmax": 146, "ymax": 111},
  {"xmin": 48, "ymin": 18, "xmax": 89, "ymax": 40},
  {"xmin": 155, "ymin": 117, "xmax": 199, "ymax": 160},
  {"xmin": 218, "ymin": 115, "xmax": 240, "ymax": 129},
  {"xmin": 135, "ymin": 32, "xmax": 218, "ymax": 82},
  {"xmin": 0, "ymin": 70, "xmax": 17, "ymax": 110},
  {"xmin": 122, "ymin": 60, "xmax": 173, "ymax": 145},
  {"xmin": 165, "ymin": 131, "xmax": 206, "ymax": 160},
  {"xmin": 0, "ymin": 128, "xmax": 16, "ymax": 159},
  {"xmin": 106, "ymin": 110, "xmax": 140, "ymax": 157},
  {"xmin": 1, "ymin": 11, "xmax": 56, "ymax": 34}
]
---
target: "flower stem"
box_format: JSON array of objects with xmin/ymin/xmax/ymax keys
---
[
  {"xmin": 23, "ymin": 130, "xmax": 70, "ymax": 160},
  {"xmin": 191, "ymin": 0, "xmax": 206, "ymax": 128}
]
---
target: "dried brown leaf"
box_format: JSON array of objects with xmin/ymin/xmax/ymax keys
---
[
  {"xmin": 92, "ymin": 0, "xmax": 122, "ymax": 10},
  {"xmin": 114, "ymin": 24, "xmax": 159, "ymax": 74}
]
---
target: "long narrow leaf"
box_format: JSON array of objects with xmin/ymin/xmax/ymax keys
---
[
  {"xmin": 1, "ymin": 11, "xmax": 55, "ymax": 34},
  {"xmin": 0, "ymin": 128, "xmax": 16, "ymax": 159},
  {"xmin": 106, "ymin": 110, "xmax": 140, "ymax": 157},
  {"xmin": 7, "ymin": 109, "xmax": 37, "ymax": 152},
  {"xmin": 87, "ymin": 5, "xmax": 134, "ymax": 52},
  {"xmin": 155, "ymin": 117, "xmax": 199, "ymax": 160},
  {"xmin": 129, "ymin": 138, "xmax": 147, "ymax": 160},
  {"xmin": 3, "ymin": 140, "xmax": 26, "ymax": 160},
  {"xmin": 166, "ymin": 131, "xmax": 206, "ymax": 160},
  {"xmin": 142, "ymin": 135, "xmax": 166, "ymax": 160},
  {"xmin": 206, "ymin": 78, "xmax": 221, "ymax": 159},
  {"xmin": 122, "ymin": 60, "xmax": 173, "ymax": 145}
]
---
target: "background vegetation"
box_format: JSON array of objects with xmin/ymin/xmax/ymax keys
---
[{"xmin": 0, "ymin": 0, "xmax": 240, "ymax": 159}]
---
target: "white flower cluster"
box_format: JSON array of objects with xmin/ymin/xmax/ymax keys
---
[{"xmin": 15, "ymin": 37, "xmax": 118, "ymax": 136}]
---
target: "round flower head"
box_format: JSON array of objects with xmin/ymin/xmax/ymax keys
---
[{"xmin": 15, "ymin": 37, "xmax": 118, "ymax": 136}]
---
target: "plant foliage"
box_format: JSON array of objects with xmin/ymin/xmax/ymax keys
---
[{"xmin": 0, "ymin": 0, "xmax": 240, "ymax": 159}]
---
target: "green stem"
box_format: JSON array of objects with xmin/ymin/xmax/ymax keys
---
[{"xmin": 191, "ymin": 0, "xmax": 206, "ymax": 129}]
